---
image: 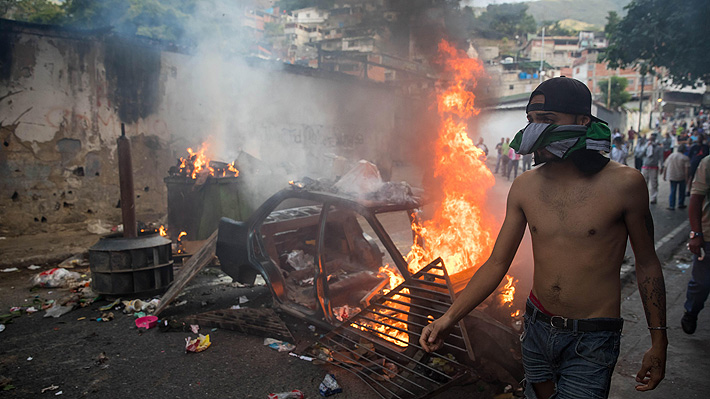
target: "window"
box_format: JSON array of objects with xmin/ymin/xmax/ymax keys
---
[
  {"xmin": 323, "ymin": 206, "xmax": 390, "ymax": 311},
  {"xmin": 509, "ymin": 84, "xmax": 515, "ymax": 90},
  {"xmin": 259, "ymin": 199, "xmax": 323, "ymax": 311}
]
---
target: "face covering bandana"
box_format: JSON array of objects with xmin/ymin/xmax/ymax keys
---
[{"xmin": 509, "ymin": 122, "xmax": 611, "ymax": 159}]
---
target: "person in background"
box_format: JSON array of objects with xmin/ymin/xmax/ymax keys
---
[
  {"xmin": 627, "ymin": 128, "xmax": 636, "ymax": 153},
  {"xmin": 611, "ymin": 136, "xmax": 628, "ymax": 165},
  {"xmin": 613, "ymin": 128, "xmax": 622, "ymax": 141},
  {"xmin": 687, "ymin": 134, "xmax": 710, "ymax": 196},
  {"xmin": 663, "ymin": 144, "xmax": 689, "ymax": 210},
  {"xmin": 501, "ymin": 137, "xmax": 511, "ymax": 176},
  {"xmin": 661, "ymin": 133, "xmax": 674, "ymax": 161},
  {"xmin": 495, "ymin": 138, "xmax": 505, "ymax": 174},
  {"xmin": 522, "ymin": 153, "xmax": 533, "ymax": 172},
  {"xmin": 684, "ymin": 154, "xmax": 710, "ymax": 334},
  {"xmin": 477, "ymin": 137, "xmax": 489, "ymax": 156},
  {"xmin": 635, "ymin": 133, "xmax": 648, "ymax": 171},
  {"xmin": 642, "ymin": 132, "xmax": 664, "ymax": 204},
  {"xmin": 507, "ymin": 147, "xmax": 520, "ymax": 180}
]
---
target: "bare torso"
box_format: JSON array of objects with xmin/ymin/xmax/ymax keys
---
[{"xmin": 516, "ymin": 160, "xmax": 636, "ymax": 319}]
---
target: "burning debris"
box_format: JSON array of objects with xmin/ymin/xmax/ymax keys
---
[
  {"xmin": 289, "ymin": 160, "xmax": 423, "ymax": 207},
  {"xmin": 168, "ymin": 143, "xmax": 239, "ymax": 180},
  {"xmin": 210, "ymin": 39, "xmax": 524, "ymax": 399},
  {"xmin": 304, "ymin": 259, "xmax": 477, "ymax": 399}
]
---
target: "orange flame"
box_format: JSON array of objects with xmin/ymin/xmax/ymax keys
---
[
  {"xmin": 501, "ymin": 275, "xmax": 521, "ymax": 317},
  {"xmin": 378, "ymin": 264, "xmax": 404, "ymax": 294},
  {"xmin": 501, "ymin": 275, "xmax": 515, "ymax": 304},
  {"xmin": 178, "ymin": 231, "xmax": 187, "ymax": 241},
  {"xmin": 178, "ymin": 141, "xmax": 239, "ymax": 179},
  {"xmin": 158, "ymin": 225, "xmax": 167, "ymax": 237},
  {"xmin": 406, "ymin": 40, "xmax": 495, "ymax": 277}
]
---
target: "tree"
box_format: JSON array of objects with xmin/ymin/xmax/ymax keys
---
[
  {"xmin": 472, "ymin": 3, "xmax": 537, "ymax": 40},
  {"xmin": 603, "ymin": 11, "xmax": 620, "ymax": 38},
  {"xmin": 63, "ymin": 0, "xmax": 196, "ymax": 41},
  {"xmin": 602, "ymin": 0, "xmax": 710, "ymax": 87},
  {"xmin": 542, "ymin": 20, "xmax": 574, "ymax": 36},
  {"xmin": 598, "ymin": 76, "xmax": 632, "ymax": 109},
  {"xmin": 2, "ymin": 0, "xmax": 65, "ymax": 24},
  {"xmin": 276, "ymin": 0, "xmax": 334, "ymax": 12}
]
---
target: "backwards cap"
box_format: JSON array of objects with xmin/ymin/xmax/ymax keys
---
[{"xmin": 526, "ymin": 77, "xmax": 607, "ymax": 125}]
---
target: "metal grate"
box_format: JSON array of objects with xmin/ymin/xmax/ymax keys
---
[
  {"xmin": 186, "ymin": 308, "xmax": 294, "ymax": 342},
  {"xmin": 306, "ymin": 258, "xmax": 476, "ymax": 399}
]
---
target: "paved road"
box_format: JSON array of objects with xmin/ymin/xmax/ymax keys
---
[{"xmin": 609, "ymin": 169, "xmax": 710, "ymax": 398}]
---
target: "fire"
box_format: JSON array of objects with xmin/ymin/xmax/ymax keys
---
[
  {"xmin": 178, "ymin": 142, "xmax": 239, "ymax": 179},
  {"xmin": 346, "ymin": 265, "xmax": 410, "ymax": 347},
  {"xmin": 378, "ymin": 264, "xmax": 404, "ymax": 294},
  {"xmin": 176, "ymin": 231, "xmax": 187, "ymax": 254},
  {"xmin": 357, "ymin": 41, "xmax": 520, "ymax": 349},
  {"xmin": 500, "ymin": 275, "xmax": 520, "ymax": 317},
  {"xmin": 406, "ymin": 40, "xmax": 496, "ymax": 278},
  {"xmin": 158, "ymin": 225, "xmax": 167, "ymax": 237}
]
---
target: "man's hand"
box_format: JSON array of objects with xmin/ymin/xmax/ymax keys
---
[
  {"xmin": 419, "ymin": 316, "xmax": 454, "ymax": 353},
  {"xmin": 689, "ymin": 236, "xmax": 703, "ymax": 256},
  {"xmin": 635, "ymin": 344, "xmax": 667, "ymax": 391}
]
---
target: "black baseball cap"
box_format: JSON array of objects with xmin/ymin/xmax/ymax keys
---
[{"xmin": 526, "ymin": 77, "xmax": 607, "ymax": 125}]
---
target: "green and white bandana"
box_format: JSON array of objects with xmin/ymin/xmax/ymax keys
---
[{"xmin": 509, "ymin": 122, "xmax": 611, "ymax": 159}]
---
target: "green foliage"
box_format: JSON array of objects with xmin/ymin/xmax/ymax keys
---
[
  {"xmin": 63, "ymin": 0, "xmax": 195, "ymax": 41},
  {"xmin": 263, "ymin": 21, "xmax": 284, "ymax": 37},
  {"xmin": 598, "ymin": 76, "xmax": 631, "ymax": 108},
  {"xmin": 3, "ymin": 0, "xmax": 65, "ymax": 24},
  {"xmin": 276, "ymin": 0, "xmax": 334, "ymax": 12},
  {"xmin": 603, "ymin": 0, "xmax": 710, "ymax": 87},
  {"xmin": 603, "ymin": 11, "xmax": 620, "ymax": 38},
  {"xmin": 472, "ymin": 3, "xmax": 537, "ymax": 40},
  {"xmin": 542, "ymin": 20, "xmax": 575, "ymax": 36}
]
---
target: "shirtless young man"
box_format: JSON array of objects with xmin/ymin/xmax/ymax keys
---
[{"xmin": 420, "ymin": 77, "xmax": 667, "ymax": 398}]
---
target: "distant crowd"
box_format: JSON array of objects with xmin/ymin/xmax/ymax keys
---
[{"xmin": 479, "ymin": 113, "xmax": 710, "ymax": 209}]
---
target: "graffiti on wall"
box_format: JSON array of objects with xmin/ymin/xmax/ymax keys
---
[{"xmin": 252, "ymin": 122, "xmax": 367, "ymax": 149}]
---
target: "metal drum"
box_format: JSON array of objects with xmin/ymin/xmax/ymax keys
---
[{"xmin": 89, "ymin": 233, "xmax": 173, "ymax": 296}]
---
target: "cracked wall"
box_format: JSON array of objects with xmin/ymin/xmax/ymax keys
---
[{"xmin": 0, "ymin": 23, "xmax": 171, "ymax": 236}]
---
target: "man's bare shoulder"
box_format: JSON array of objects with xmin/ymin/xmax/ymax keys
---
[
  {"xmin": 602, "ymin": 161, "xmax": 649, "ymax": 208},
  {"xmin": 602, "ymin": 161, "xmax": 646, "ymax": 189},
  {"xmin": 508, "ymin": 168, "xmax": 538, "ymax": 193}
]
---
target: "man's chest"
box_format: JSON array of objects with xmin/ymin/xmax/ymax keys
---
[{"xmin": 522, "ymin": 183, "xmax": 624, "ymax": 237}]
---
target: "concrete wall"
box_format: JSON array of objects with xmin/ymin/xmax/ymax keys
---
[
  {"xmin": 0, "ymin": 20, "xmax": 425, "ymax": 236},
  {"xmin": 0, "ymin": 22, "xmax": 174, "ymax": 236}
]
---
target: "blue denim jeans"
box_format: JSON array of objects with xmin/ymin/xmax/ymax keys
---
[
  {"xmin": 685, "ymin": 241, "xmax": 710, "ymax": 316},
  {"xmin": 521, "ymin": 300, "xmax": 622, "ymax": 399},
  {"xmin": 668, "ymin": 180, "xmax": 686, "ymax": 208}
]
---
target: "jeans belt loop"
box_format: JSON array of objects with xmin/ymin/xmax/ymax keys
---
[
  {"xmin": 531, "ymin": 307, "xmax": 538, "ymax": 324},
  {"xmin": 573, "ymin": 319, "xmax": 579, "ymax": 335}
]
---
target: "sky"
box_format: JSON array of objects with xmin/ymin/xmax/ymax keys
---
[{"xmin": 461, "ymin": 0, "xmax": 535, "ymax": 6}]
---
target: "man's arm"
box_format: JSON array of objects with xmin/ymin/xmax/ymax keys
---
[
  {"xmin": 688, "ymin": 194, "xmax": 704, "ymax": 256},
  {"xmin": 623, "ymin": 171, "xmax": 667, "ymax": 391},
  {"xmin": 419, "ymin": 178, "xmax": 528, "ymax": 352}
]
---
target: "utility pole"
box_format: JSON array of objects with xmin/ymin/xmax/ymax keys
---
[
  {"xmin": 539, "ymin": 27, "xmax": 545, "ymax": 83},
  {"xmin": 638, "ymin": 73, "xmax": 645, "ymax": 133},
  {"xmin": 607, "ymin": 75, "xmax": 612, "ymax": 109}
]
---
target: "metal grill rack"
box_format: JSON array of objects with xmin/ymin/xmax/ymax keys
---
[{"xmin": 306, "ymin": 258, "xmax": 477, "ymax": 399}]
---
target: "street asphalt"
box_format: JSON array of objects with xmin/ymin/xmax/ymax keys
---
[{"xmin": 609, "ymin": 171, "xmax": 710, "ymax": 398}]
